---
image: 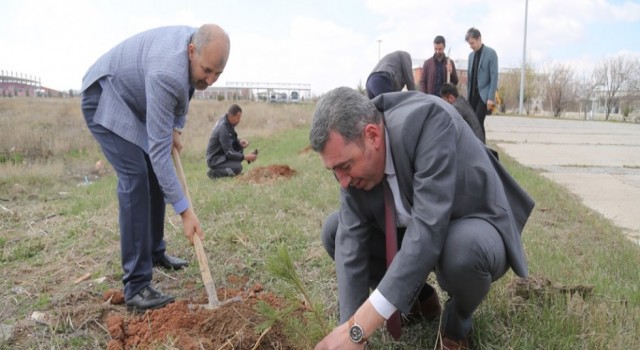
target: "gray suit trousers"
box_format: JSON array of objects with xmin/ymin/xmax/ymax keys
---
[
  {"xmin": 82, "ymin": 82, "xmax": 168, "ymax": 301},
  {"xmin": 321, "ymin": 211, "xmax": 509, "ymax": 339}
]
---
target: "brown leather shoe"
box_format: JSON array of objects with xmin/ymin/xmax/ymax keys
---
[
  {"xmin": 404, "ymin": 290, "xmax": 442, "ymax": 324},
  {"xmin": 440, "ymin": 336, "xmax": 470, "ymax": 350}
]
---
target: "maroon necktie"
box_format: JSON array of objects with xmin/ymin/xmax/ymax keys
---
[{"xmin": 383, "ymin": 180, "xmax": 402, "ymax": 340}]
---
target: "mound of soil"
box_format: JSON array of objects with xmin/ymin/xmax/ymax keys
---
[
  {"xmin": 104, "ymin": 285, "xmax": 295, "ymax": 350},
  {"xmin": 241, "ymin": 165, "xmax": 296, "ymax": 184},
  {"xmin": 507, "ymin": 275, "xmax": 594, "ymax": 300}
]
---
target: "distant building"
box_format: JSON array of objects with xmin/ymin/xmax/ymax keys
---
[
  {"xmin": 194, "ymin": 82, "xmax": 311, "ymax": 103},
  {"xmin": 0, "ymin": 70, "xmax": 63, "ymax": 97}
]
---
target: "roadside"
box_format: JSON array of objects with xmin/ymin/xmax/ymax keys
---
[{"xmin": 487, "ymin": 116, "xmax": 640, "ymax": 244}]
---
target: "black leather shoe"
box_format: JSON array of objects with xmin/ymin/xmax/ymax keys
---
[
  {"xmin": 126, "ymin": 286, "xmax": 175, "ymax": 313},
  {"xmin": 153, "ymin": 254, "xmax": 188, "ymax": 270}
]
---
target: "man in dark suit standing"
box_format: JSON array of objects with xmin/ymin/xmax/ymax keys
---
[
  {"xmin": 466, "ymin": 27, "xmax": 498, "ymax": 139},
  {"xmin": 81, "ymin": 24, "xmax": 230, "ymax": 312},
  {"xmin": 365, "ymin": 50, "xmax": 416, "ymax": 99},
  {"xmin": 310, "ymin": 88, "xmax": 534, "ymax": 349}
]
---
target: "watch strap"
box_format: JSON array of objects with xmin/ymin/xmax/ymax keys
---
[{"xmin": 348, "ymin": 316, "xmax": 367, "ymax": 344}]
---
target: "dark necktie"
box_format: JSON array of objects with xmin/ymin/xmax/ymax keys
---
[{"xmin": 383, "ymin": 180, "xmax": 402, "ymax": 340}]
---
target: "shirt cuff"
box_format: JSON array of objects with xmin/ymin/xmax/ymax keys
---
[
  {"xmin": 172, "ymin": 197, "xmax": 189, "ymax": 215},
  {"xmin": 370, "ymin": 289, "xmax": 397, "ymax": 320}
]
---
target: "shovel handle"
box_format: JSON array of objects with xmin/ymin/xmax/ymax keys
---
[{"xmin": 172, "ymin": 147, "xmax": 220, "ymax": 307}]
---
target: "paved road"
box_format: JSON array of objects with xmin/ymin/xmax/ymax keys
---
[{"xmin": 486, "ymin": 116, "xmax": 640, "ymax": 244}]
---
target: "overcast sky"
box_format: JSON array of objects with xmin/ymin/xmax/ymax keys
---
[{"xmin": 1, "ymin": 0, "xmax": 639, "ymax": 95}]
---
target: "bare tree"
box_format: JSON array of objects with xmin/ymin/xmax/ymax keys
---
[
  {"xmin": 573, "ymin": 74, "xmax": 597, "ymax": 120},
  {"xmin": 591, "ymin": 55, "xmax": 639, "ymax": 120},
  {"xmin": 356, "ymin": 80, "xmax": 366, "ymax": 95},
  {"xmin": 498, "ymin": 68, "xmax": 519, "ymax": 113},
  {"xmin": 523, "ymin": 62, "xmax": 541, "ymax": 115},
  {"xmin": 497, "ymin": 62, "xmax": 539, "ymax": 115},
  {"xmin": 544, "ymin": 63, "xmax": 575, "ymax": 117}
]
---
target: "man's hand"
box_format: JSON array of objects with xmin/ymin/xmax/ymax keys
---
[
  {"xmin": 487, "ymin": 99, "xmax": 495, "ymax": 113},
  {"xmin": 240, "ymin": 139, "xmax": 249, "ymax": 148},
  {"xmin": 245, "ymin": 149, "xmax": 258, "ymax": 163},
  {"xmin": 314, "ymin": 322, "xmax": 364, "ymax": 350},
  {"xmin": 315, "ymin": 300, "xmax": 382, "ymax": 350},
  {"xmin": 173, "ymin": 129, "xmax": 184, "ymax": 153},
  {"xmin": 180, "ymin": 207, "xmax": 204, "ymax": 245}
]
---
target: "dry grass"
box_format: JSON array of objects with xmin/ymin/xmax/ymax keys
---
[
  {"xmin": 0, "ymin": 98, "xmax": 315, "ymax": 194},
  {"xmin": 1, "ymin": 97, "xmax": 639, "ymax": 349}
]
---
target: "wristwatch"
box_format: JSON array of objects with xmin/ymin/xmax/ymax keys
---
[{"xmin": 348, "ymin": 316, "xmax": 367, "ymax": 345}]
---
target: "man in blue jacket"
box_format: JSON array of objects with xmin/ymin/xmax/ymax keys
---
[
  {"xmin": 206, "ymin": 104, "xmax": 258, "ymax": 178},
  {"xmin": 80, "ymin": 24, "xmax": 230, "ymax": 312},
  {"xmin": 466, "ymin": 27, "xmax": 498, "ymax": 139}
]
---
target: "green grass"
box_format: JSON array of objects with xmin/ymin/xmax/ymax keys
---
[{"xmin": 0, "ymin": 100, "xmax": 638, "ymax": 349}]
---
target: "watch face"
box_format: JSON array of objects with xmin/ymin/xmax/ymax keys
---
[{"xmin": 349, "ymin": 324, "xmax": 364, "ymax": 343}]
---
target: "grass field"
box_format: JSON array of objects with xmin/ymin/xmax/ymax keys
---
[{"xmin": 1, "ymin": 97, "xmax": 638, "ymax": 349}]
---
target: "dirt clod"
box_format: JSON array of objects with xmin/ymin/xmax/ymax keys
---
[
  {"xmin": 105, "ymin": 286, "xmax": 294, "ymax": 349},
  {"xmin": 241, "ymin": 165, "xmax": 296, "ymax": 184},
  {"xmin": 508, "ymin": 275, "xmax": 594, "ymax": 300},
  {"xmin": 103, "ymin": 289, "xmax": 125, "ymax": 305}
]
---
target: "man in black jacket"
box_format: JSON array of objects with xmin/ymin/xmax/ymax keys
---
[
  {"xmin": 440, "ymin": 83, "xmax": 485, "ymax": 144},
  {"xmin": 206, "ymin": 104, "xmax": 257, "ymax": 178}
]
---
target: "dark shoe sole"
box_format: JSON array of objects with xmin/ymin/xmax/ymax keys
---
[{"xmin": 153, "ymin": 263, "xmax": 186, "ymax": 270}]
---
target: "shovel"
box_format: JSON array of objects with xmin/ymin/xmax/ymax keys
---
[
  {"xmin": 172, "ymin": 147, "xmax": 241, "ymax": 309},
  {"xmin": 446, "ymin": 48, "xmax": 452, "ymax": 84}
]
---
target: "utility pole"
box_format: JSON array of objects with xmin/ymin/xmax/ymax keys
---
[
  {"xmin": 518, "ymin": 0, "xmax": 529, "ymax": 115},
  {"xmin": 378, "ymin": 39, "xmax": 382, "ymax": 61}
]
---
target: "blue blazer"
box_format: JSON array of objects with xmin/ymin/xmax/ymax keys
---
[
  {"xmin": 466, "ymin": 44, "xmax": 499, "ymax": 104},
  {"xmin": 81, "ymin": 26, "xmax": 196, "ymax": 213}
]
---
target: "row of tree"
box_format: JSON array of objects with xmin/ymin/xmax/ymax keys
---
[{"xmin": 498, "ymin": 55, "xmax": 640, "ymax": 119}]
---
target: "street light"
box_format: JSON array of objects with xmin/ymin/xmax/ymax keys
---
[
  {"xmin": 518, "ymin": 0, "xmax": 529, "ymax": 115},
  {"xmin": 378, "ymin": 39, "xmax": 382, "ymax": 61}
]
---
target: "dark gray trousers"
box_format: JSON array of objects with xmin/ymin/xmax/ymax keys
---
[
  {"xmin": 82, "ymin": 82, "xmax": 167, "ymax": 301},
  {"xmin": 207, "ymin": 159, "xmax": 243, "ymax": 178},
  {"xmin": 321, "ymin": 211, "xmax": 509, "ymax": 340}
]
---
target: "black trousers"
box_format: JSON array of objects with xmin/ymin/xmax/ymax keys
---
[{"xmin": 469, "ymin": 94, "xmax": 487, "ymax": 140}]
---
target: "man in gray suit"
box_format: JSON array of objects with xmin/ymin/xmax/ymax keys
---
[
  {"xmin": 81, "ymin": 24, "xmax": 230, "ymax": 312},
  {"xmin": 310, "ymin": 88, "xmax": 534, "ymax": 349},
  {"xmin": 466, "ymin": 27, "xmax": 498, "ymax": 140},
  {"xmin": 365, "ymin": 50, "xmax": 416, "ymax": 99}
]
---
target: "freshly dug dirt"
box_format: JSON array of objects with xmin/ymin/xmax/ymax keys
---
[
  {"xmin": 104, "ymin": 285, "xmax": 295, "ymax": 350},
  {"xmin": 507, "ymin": 275, "xmax": 594, "ymax": 300},
  {"xmin": 241, "ymin": 165, "xmax": 296, "ymax": 184}
]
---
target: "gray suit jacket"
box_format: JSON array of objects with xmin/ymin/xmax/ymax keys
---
[
  {"xmin": 466, "ymin": 44, "xmax": 499, "ymax": 104},
  {"xmin": 81, "ymin": 26, "xmax": 196, "ymax": 212},
  {"xmin": 334, "ymin": 91, "xmax": 534, "ymax": 320},
  {"xmin": 369, "ymin": 51, "xmax": 416, "ymax": 92},
  {"xmin": 453, "ymin": 96, "xmax": 485, "ymax": 143}
]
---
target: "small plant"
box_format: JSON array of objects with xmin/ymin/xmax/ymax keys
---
[
  {"xmin": 258, "ymin": 244, "xmax": 332, "ymax": 348},
  {"xmin": 0, "ymin": 152, "xmax": 24, "ymax": 165}
]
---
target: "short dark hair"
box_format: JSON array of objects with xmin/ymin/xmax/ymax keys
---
[
  {"xmin": 440, "ymin": 83, "xmax": 459, "ymax": 98},
  {"xmin": 310, "ymin": 87, "xmax": 382, "ymax": 152},
  {"xmin": 465, "ymin": 27, "xmax": 481, "ymax": 42},
  {"xmin": 228, "ymin": 104, "xmax": 242, "ymax": 116},
  {"xmin": 433, "ymin": 35, "xmax": 446, "ymax": 46}
]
